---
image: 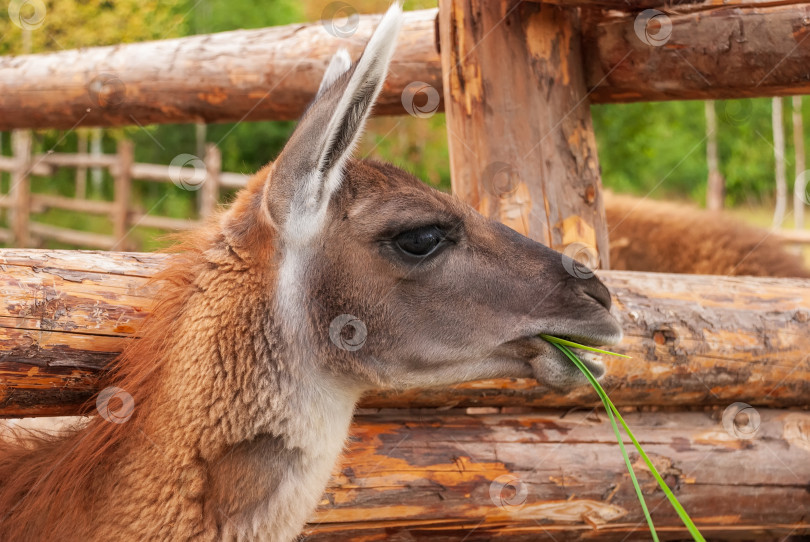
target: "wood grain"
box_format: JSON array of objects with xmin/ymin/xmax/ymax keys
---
[
  {"xmin": 0, "ymin": 10, "xmax": 441, "ymax": 131},
  {"xmin": 302, "ymin": 408, "xmax": 810, "ymax": 539},
  {"xmin": 439, "ymin": 0, "xmax": 610, "ymax": 267},
  {"xmin": 1, "ymin": 249, "xmax": 808, "ymax": 416}
]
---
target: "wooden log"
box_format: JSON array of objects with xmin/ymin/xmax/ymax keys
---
[
  {"xmin": 4, "ymin": 4, "xmax": 810, "ymax": 130},
  {"xmin": 128, "ymin": 214, "xmax": 200, "ymax": 231},
  {"xmin": 25, "ymin": 224, "xmax": 116, "ymax": 250},
  {"xmin": 29, "ymin": 194, "xmax": 114, "ymax": 215},
  {"xmin": 1, "ymin": 250, "xmax": 809, "ymax": 417},
  {"xmin": 36, "ymin": 152, "xmax": 117, "ymax": 169},
  {"xmin": 0, "ymin": 9, "xmax": 442, "ymax": 131},
  {"xmin": 538, "ymin": 0, "xmax": 806, "ymax": 10},
  {"xmin": 778, "ymin": 228, "xmax": 810, "ymax": 244},
  {"xmin": 302, "ymin": 408, "xmax": 810, "ymax": 539},
  {"xmin": 439, "ymin": 0, "xmax": 609, "ymax": 267},
  {"xmin": 584, "ymin": 4, "xmax": 810, "ymax": 104}
]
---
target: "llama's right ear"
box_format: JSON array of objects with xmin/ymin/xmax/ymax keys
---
[{"xmin": 264, "ymin": 3, "xmax": 403, "ymax": 245}]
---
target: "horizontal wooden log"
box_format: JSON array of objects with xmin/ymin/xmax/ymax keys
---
[
  {"xmin": 302, "ymin": 408, "xmax": 810, "ymax": 539},
  {"xmin": 4, "ymin": 4, "xmax": 810, "ymax": 130},
  {"xmin": 29, "ymin": 194, "xmax": 114, "ymax": 215},
  {"xmin": 1, "ymin": 249, "xmax": 809, "ymax": 417},
  {"xmin": 26, "ymin": 224, "xmax": 117, "ymax": 250},
  {"xmin": 0, "ymin": 9, "xmax": 441, "ymax": 131},
  {"xmin": 539, "ymin": 0, "xmax": 805, "ymax": 10},
  {"xmin": 584, "ymin": 4, "xmax": 810, "ymax": 103},
  {"xmin": 778, "ymin": 228, "xmax": 810, "ymax": 244},
  {"xmin": 129, "ymin": 214, "xmax": 199, "ymax": 231}
]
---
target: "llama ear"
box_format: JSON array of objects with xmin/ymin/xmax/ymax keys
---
[
  {"xmin": 316, "ymin": 49, "xmax": 352, "ymax": 99},
  {"xmin": 265, "ymin": 3, "xmax": 403, "ymax": 244}
]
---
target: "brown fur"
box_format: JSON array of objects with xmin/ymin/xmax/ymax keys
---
[
  {"xmin": 606, "ymin": 193, "xmax": 810, "ymax": 278},
  {"xmin": 0, "ymin": 171, "xmax": 276, "ymax": 540}
]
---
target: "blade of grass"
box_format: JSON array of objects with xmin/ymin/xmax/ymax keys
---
[
  {"xmin": 544, "ymin": 337, "xmax": 706, "ymax": 542},
  {"xmin": 550, "ymin": 342, "xmax": 659, "ymax": 541},
  {"xmin": 540, "ymin": 334, "xmax": 632, "ymax": 358}
]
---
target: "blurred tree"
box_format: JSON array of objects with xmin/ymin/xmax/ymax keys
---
[{"xmin": 0, "ymin": 0, "xmax": 187, "ymax": 55}]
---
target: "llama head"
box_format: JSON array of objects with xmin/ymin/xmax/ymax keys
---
[{"xmin": 225, "ymin": 3, "xmax": 622, "ymax": 392}]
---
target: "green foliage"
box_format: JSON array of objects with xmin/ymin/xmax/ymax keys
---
[
  {"xmin": 0, "ymin": 0, "xmax": 187, "ymax": 54},
  {"xmin": 593, "ymin": 97, "xmax": 803, "ymax": 207}
]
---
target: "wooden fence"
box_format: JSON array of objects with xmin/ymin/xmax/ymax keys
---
[
  {"xmin": 0, "ymin": 132, "xmax": 250, "ymax": 250},
  {"xmin": 1, "ymin": 134, "xmax": 808, "ymax": 250},
  {"xmin": 2, "ymin": 1, "xmax": 810, "ymax": 538}
]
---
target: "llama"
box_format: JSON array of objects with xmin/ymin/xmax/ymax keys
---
[
  {"xmin": 606, "ymin": 192, "xmax": 810, "ymax": 278},
  {"xmin": 0, "ymin": 5, "xmax": 621, "ymax": 541}
]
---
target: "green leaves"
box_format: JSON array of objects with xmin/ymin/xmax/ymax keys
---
[{"xmin": 542, "ymin": 335, "xmax": 705, "ymax": 542}]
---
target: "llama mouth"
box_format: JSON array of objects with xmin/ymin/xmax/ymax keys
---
[{"xmin": 505, "ymin": 334, "xmax": 611, "ymax": 390}]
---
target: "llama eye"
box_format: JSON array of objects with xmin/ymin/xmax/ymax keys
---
[{"xmin": 394, "ymin": 226, "xmax": 447, "ymax": 257}]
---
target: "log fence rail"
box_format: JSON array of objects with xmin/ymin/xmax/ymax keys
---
[{"xmin": 0, "ymin": 137, "xmax": 250, "ymax": 250}]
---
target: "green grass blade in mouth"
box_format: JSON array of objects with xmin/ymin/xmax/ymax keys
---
[
  {"xmin": 542, "ymin": 336, "xmax": 705, "ymax": 542},
  {"xmin": 539, "ymin": 334, "xmax": 632, "ymax": 358}
]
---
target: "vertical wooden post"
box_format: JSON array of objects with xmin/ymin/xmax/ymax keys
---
[
  {"xmin": 201, "ymin": 143, "xmax": 221, "ymax": 220},
  {"xmin": 438, "ymin": 0, "xmax": 609, "ymax": 268},
  {"xmin": 705, "ymin": 100, "xmax": 725, "ymax": 212},
  {"xmin": 113, "ymin": 140, "xmax": 133, "ymax": 249},
  {"xmin": 793, "ymin": 95, "xmax": 805, "ymax": 231},
  {"xmin": 773, "ymin": 97, "xmax": 787, "ymax": 227},
  {"xmin": 75, "ymin": 130, "xmax": 88, "ymax": 199},
  {"xmin": 10, "ymin": 130, "xmax": 32, "ymax": 247}
]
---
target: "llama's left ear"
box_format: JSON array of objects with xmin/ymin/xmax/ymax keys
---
[{"xmin": 264, "ymin": 3, "xmax": 403, "ymax": 244}]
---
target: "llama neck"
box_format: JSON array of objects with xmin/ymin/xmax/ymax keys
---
[
  {"xmin": 207, "ymin": 372, "xmax": 362, "ymax": 541},
  {"xmin": 93, "ymin": 259, "xmax": 362, "ymax": 541},
  {"xmin": 149, "ymin": 305, "xmax": 363, "ymax": 541}
]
